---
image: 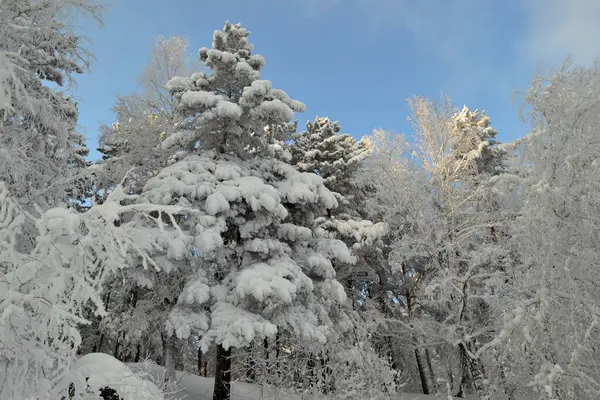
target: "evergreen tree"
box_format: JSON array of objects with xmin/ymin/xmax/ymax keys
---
[
  {"xmin": 290, "ymin": 117, "xmax": 394, "ymax": 393},
  {"xmin": 290, "ymin": 117, "xmax": 387, "ymax": 299},
  {"xmin": 129, "ymin": 22, "xmax": 352, "ymax": 400},
  {"xmin": 291, "ymin": 117, "xmax": 371, "ymax": 216}
]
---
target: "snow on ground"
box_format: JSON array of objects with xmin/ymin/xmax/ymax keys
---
[
  {"xmin": 128, "ymin": 362, "xmax": 482, "ymax": 400},
  {"xmin": 64, "ymin": 353, "xmax": 164, "ymax": 400}
]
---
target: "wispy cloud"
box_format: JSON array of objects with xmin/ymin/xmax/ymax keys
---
[
  {"xmin": 356, "ymin": 0, "xmax": 490, "ymax": 55},
  {"xmin": 293, "ymin": 0, "xmax": 500, "ymax": 61},
  {"xmin": 519, "ymin": 0, "xmax": 600, "ymax": 65},
  {"xmin": 294, "ymin": 0, "xmax": 600, "ymax": 67}
]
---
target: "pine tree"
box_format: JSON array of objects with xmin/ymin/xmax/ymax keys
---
[
  {"xmin": 131, "ymin": 22, "xmax": 352, "ymax": 400},
  {"xmin": 291, "ymin": 117, "xmax": 371, "ymax": 215},
  {"xmin": 289, "ymin": 117, "xmax": 394, "ymax": 393},
  {"xmin": 0, "ymin": 2, "xmax": 176, "ymax": 397},
  {"xmin": 290, "ymin": 117, "xmax": 387, "ymax": 299}
]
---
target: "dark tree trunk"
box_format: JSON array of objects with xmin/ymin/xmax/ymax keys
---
[
  {"xmin": 263, "ymin": 337, "xmax": 270, "ymax": 379},
  {"xmin": 425, "ymin": 348, "xmax": 437, "ymax": 392},
  {"xmin": 134, "ymin": 344, "xmax": 141, "ymax": 363},
  {"xmin": 113, "ymin": 339, "xmax": 121, "ymax": 361},
  {"xmin": 307, "ymin": 356, "xmax": 317, "ymax": 390},
  {"xmin": 415, "ymin": 347, "xmax": 433, "ymax": 394},
  {"xmin": 446, "ymin": 360, "xmax": 455, "ymax": 395},
  {"xmin": 469, "ymin": 356, "xmax": 489, "ymax": 400},
  {"xmin": 275, "ymin": 330, "xmax": 280, "ymax": 378},
  {"xmin": 93, "ymin": 333, "xmax": 104, "ymax": 353},
  {"xmin": 319, "ymin": 350, "xmax": 333, "ymax": 394},
  {"xmin": 198, "ymin": 345, "xmax": 203, "ymax": 376},
  {"xmin": 213, "ymin": 344, "xmax": 232, "ymax": 400},
  {"xmin": 93, "ymin": 290, "xmax": 110, "ymax": 353},
  {"xmin": 457, "ymin": 344, "xmax": 469, "ymax": 398},
  {"xmin": 319, "ymin": 353, "xmax": 327, "ymax": 393},
  {"xmin": 246, "ymin": 342, "xmax": 256, "ymax": 382},
  {"xmin": 161, "ymin": 333, "xmax": 177, "ymax": 384},
  {"xmin": 174, "ymin": 341, "xmax": 185, "ymax": 371},
  {"xmin": 459, "ymin": 342, "xmax": 489, "ymax": 400},
  {"xmin": 130, "ymin": 286, "xmax": 139, "ymax": 308}
]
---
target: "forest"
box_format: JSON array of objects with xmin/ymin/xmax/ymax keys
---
[{"xmin": 1, "ymin": 1, "xmax": 600, "ymax": 400}]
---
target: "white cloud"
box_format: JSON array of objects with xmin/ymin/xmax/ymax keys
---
[{"xmin": 520, "ymin": 0, "xmax": 600, "ymax": 65}]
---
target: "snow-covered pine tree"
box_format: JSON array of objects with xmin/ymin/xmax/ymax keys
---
[
  {"xmin": 83, "ymin": 38, "xmax": 197, "ymax": 366},
  {"xmin": 289, "ymin": 117, "xmax": 393, "ymax": 393},
  {"xmin": 78, "ymin": 37, "xmax": 197, "ymax": 371},
  {"xmin": 291, "ymin": 117, "xmax": 370, "ymax": 215},
  {"xmin": 447, "ymin": 106, "xmax": 504, "ymax": 179},
  {"xmin": 132, "ymin": 21, "xmax": 352, "ymax": 400},
  {"xmin": 290, "ymin": 117, "xmax": 388, "ymax": 309}
]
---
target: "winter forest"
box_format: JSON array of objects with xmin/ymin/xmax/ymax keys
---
[{"xmin": 2, "ymin": 1, "xmax": 600, "ymax": 400}]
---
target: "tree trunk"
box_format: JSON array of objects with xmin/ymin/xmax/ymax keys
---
[
  {"xmin": 319, "ymin": 353, "xmax": 327, "ymax": 393},
  {"xmin": 446, "ymin": 359, "xmax": 455, "ymax": 396},
  {"xmin": 425, "ymin": 348, "xmax": 437, "ymax": 392},
  {"xmin": 415, "ymin": 347, "xmax": 433, "ymax": 394},
  {"xmin": 457, "ymin": 344, "xmax": 469, "ymax": 398},
  {"xmin": 275, "ymin": 330, "xmax": 281, "ymax": 379},
  {"xmin": 162, "ymin": 333, "xmax": 177, "ymax": 385},
  {"xmin": 468, "ymin": 355, "xmax": 489, "ymax": 400},
  {"xmin": 93, "ymin": 290, "xmax": 110, "ymax": 353},
  {"xmin": 319, "ymin": 350, "xmax": 333, "ymax": 394},
  {"xmin": 174, "ymin": 341, "xmax": 184, "ymax": 371},
  {"xmin": 307, "ymin": 355, "xmax": 317, "ymax": 390},
  {"xmin": 385, "ymin": 336, "xmax": 401, "ymax": 389},
  {"xmin": 94, "ymin": 333, "xmax": 105, "ymax": 353},
  {"xmin": 113, "ymin": 339, "xmax": 121, "ymax": 361},
  {"xmin": 246, "ymin": 342, "xmax": 256, "ymax": 382},
  {"xmin": 263, "ymin": 337, "xmax": 270, "ymax": 381},
  {"xmin": 134, "ymin": 344, "xmax": 141, "ymax": 363},
  {"xmin": 198, "ymin": 344, "xmax": 203, "ymax": 376},
  {"xmin": 213, "ymin": 344, "xmax": 232, "ymax": 400},
  {"xmin": 458, "ymin": 342, "xmax": 490, "ymax": 400}
]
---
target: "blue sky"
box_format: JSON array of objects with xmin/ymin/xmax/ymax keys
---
[{"xmin": 73, "ymin": 0, "xmax": 600, "ymax": 161}]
